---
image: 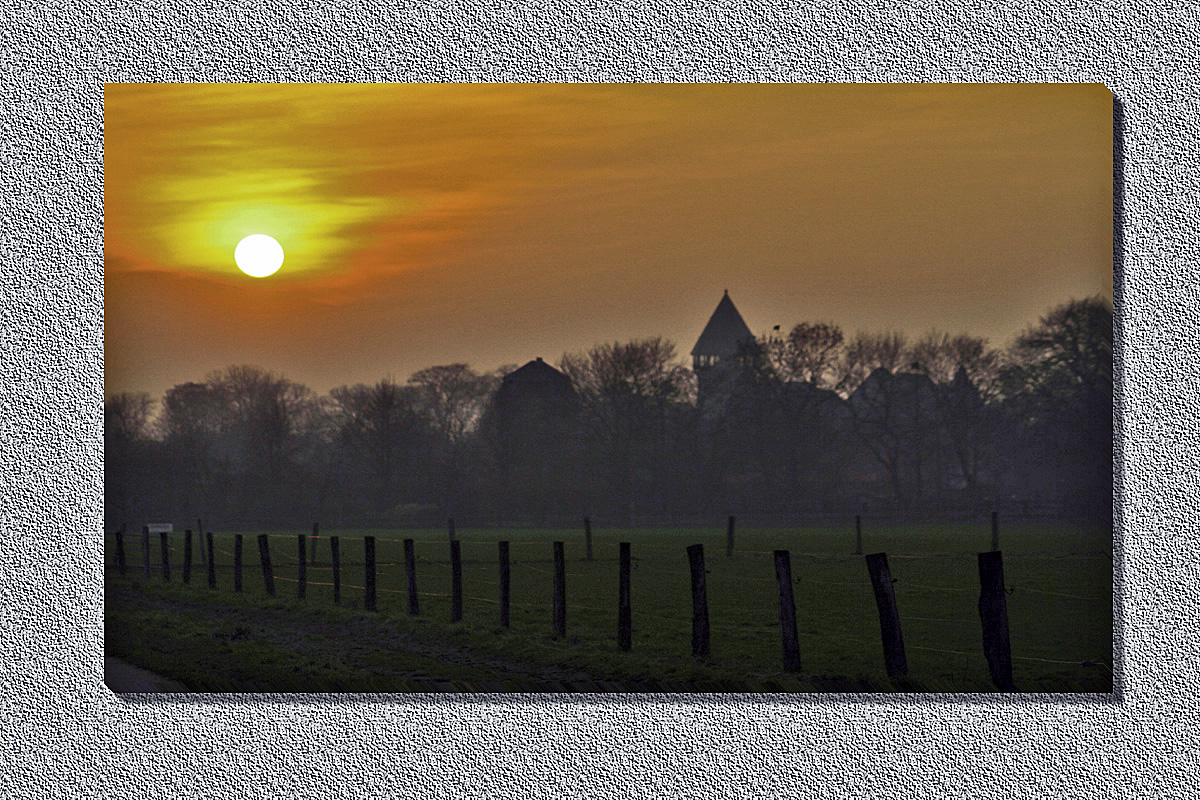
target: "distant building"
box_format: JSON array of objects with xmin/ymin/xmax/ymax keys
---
[
  {"xmin": 494, "ymin": 356, "xmax": 577, "ymax": 455},
  {"xmin": 847, "ymin": 366, "xmax": 984, "ymax": 508},
  {"xmin": 496, "ymin": 357, "xmax": 575, "ymax": 404},
  {"xmin": 492, "ymin": 357, "xmax": 580, "ymax": 522},
  {"xmin": 691, "ymin": 290, "xmax": 757, "ymax": 406}
]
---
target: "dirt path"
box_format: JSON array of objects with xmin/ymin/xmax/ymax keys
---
[
  {"xmin": 105, "ymin": 656, "xmax": 190, "ymax": 693},
  {"xmin": 106, "ymin": 584, "xmax": 628, "ymax": 691}
]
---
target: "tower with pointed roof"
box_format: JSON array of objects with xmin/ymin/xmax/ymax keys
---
[{"xmin": 691, "ymin": 290, "xmax": 756, "ymax": 404}]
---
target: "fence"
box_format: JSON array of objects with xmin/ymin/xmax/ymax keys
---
[{"xmin": 107, "ymin": 515, "xmax": 1112, "ymax": 690}]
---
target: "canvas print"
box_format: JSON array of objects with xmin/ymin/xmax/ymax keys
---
[{"xmin": 104, "ymin": 84, "xmax": 1113, "ymax": 692}]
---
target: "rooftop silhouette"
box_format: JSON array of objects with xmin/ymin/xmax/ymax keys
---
[{"xmin": 691, "ymin": 291, "xmax": 755, "ymax": 364}]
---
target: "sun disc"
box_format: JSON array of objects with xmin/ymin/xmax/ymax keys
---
[{"xmin": 234, "ymin": 234, "xmax": 284, "ymax": 277}]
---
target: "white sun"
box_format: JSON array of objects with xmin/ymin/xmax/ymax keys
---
[{"xmin": 234, "ymin": 234, "xmax": 284, "ymax": 278}]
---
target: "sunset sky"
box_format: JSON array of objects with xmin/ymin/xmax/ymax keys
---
[{"xmin": 104, "ymin": 83, "xmax": 1112, "ymax": 400}]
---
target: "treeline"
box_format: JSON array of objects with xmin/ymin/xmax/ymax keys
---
[{"xmin": 104, "ymin": 297, "xmax": 1112, "ymax": 530}]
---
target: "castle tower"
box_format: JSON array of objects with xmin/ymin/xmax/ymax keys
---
[{"xmin": 691, "ymin": 290, "xmax": 755, "ymax": 403}]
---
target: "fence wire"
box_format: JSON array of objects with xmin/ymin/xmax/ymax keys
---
[{"xmin": 104, "ymin": 527, "xmax": 1112, "ymax": 685}]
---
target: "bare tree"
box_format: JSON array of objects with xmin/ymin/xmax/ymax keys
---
[
  {"xmin": 560, "ymin": 338, "xmax": 695, "ymax": 521},
  {"xmin": 837, "ymin": 331, "xmax": 912, "ymax": 394},
  {"xmin": 158, "ymin": 381, "xmax": 228, "ymax": 445},
  {"xmin": 328, "ymin": 380, "xmax": 427, "ymax": 514},
  {"xmin": 184, "ymin": 366, "xmax": 322, "ymax": 525},
  {"xmin": 209, "ymin": 366, "xmax": 319, "ymax": 481},
  {"xmin": 911, "ymin": 331, "xmax": 1003, "ymax": 400},
  {"xmin": 759, "ymin": 322, "xmax": 846, "ymax": 389},
  {"xmin": 104, "ymin": 392, "xmax": 157, "ymax": 528},
  {"xmin": 938, "ymin": 367, "xmax": 991, "ymax": 492},
  {"xmin": 105, "ymin": 392, "xmax": 155, "ymax": 442},
  {"xmin": 155, "ymin": 381, "xmax": 234, "ymax": 523},
  {"xmin": 848, "ymin": 368, "xmax": 943, "ymax": 510},
  {"xmin": 1006, "ymin": 297, "xmax": 1113, "ymax": 406},
  {"xmin": 407, "ymin": 364, "xmax": 499, "ymax": 516},
  {"xmin": 561, "ymin": 338, "xmax": 695, "ymax": 407},
  {"xmin": 408, "ymin": 364, "xmax": 497, "ymax": 444},
  {"xmin": 1000, "ymin": 297, "xmax": 1113, "ymax": 517}
]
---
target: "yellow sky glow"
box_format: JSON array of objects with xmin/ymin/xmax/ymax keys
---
[{"xmin": 104, "ymin": 83, "xmax": 1112, "ymax": 400}]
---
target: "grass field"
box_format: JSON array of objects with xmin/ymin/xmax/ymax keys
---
[{"xmin": 104, "ymin": 521, "xmax": 1113, "ymax": 692}]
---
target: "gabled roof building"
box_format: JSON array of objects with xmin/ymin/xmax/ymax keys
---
[
  {"xmin": 496, "ymin": 357, "xmax": 575, "ymax": 400},
  {"xmin": 491, "ymin": 357, "xmax": 581, "ymax": 524}
]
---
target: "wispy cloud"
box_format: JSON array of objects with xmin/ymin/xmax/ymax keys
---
[{"xmin": 105, "ymin": 84, "xmax": 1111, "ymax": 399}]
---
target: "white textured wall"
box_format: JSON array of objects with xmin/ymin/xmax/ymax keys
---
[{"xmin": 3, "ymin": 2, "xmax": 1196, "ymax": 796}]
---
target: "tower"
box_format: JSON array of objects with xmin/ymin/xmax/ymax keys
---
[
  {"xmin": 493, "ymin": 358, "xmax": 579, "ymax": 522},
  {"xmin": 691, "ymin": 290, "xmax": 756, "ymax": 403}
]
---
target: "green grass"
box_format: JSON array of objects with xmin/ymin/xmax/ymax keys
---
[{"xmin": 106, "ymin": 522, "xmax": 1113, "ymax": 692}]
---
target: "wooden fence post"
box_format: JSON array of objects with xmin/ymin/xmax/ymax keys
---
[
  {"xmin": 774, "ymin": 550, "xmax": 801, "ymax": 672},
  {"xmin": 297, "ymin": 534, "xmax": 307, "ymax": 600},
  {"xmin": 330, "ymin": 536, "xmax": 341, "ymax": 604},
  {"xmin": 115, "ymin": 529, "xmax": 127, "ymax": 576},
  {"xmin": 234, "ymin": 534, "xmax": 243, "ymax": 592},
  {"xmin": 990, "ymin": 511, "xmax": 1000, "ymax": 552},
  {"xmin": 448, "ymin": 517, "xmax": 456, "ymax": 542},
  {"xmin": 618, "ymin": 542, "xmax": 632, "ymax": 651},
  {"xmin": 310, "ymin": 522, "xmax": 319, "ymax": 565},
  {"xmin": 450, "ymin": 539, "xmax": 463, "ymax": 622},
  {"xmin": 160, "ymin": 531, "xmax": 171, "ymax": 582},
  {"xmin": 364, "ymin": 536, "xmax": 376, "ymax": 612},
  {"xmin": 978, "ymin": 551, "xmax": 1016, "ymax": 691},
  {"xmin": 498, "ymin": 541, "xmax": 511, "ymax": 628},
  {"xmin": 855, "ymin": 515, "xmax": 863, "ymax": 556},
  {"xmin": 553, "ymin": 541, "xmax": 566, "ymax": 638},
  {"xmin": 257, "ymin": 534, "xmax": 274, "ymax": 596},
  {"xmin": 142, "ymin": 525, "xmax": 150, "ymax": 579},
  {"xmin": 197, "ymin": 518, "xmax": 206, "ymax": 566},
  {"xmin": 865, "ymin": 553, "xmax": 907, "ymax": 678},
  {"xmin": 403, "ymin": 538, "xmax": 418, "ymax": 615},
  {"xmin": 584, "ymin": 517, "xmax": 593, "ymax": 562},
  {"xmin": 182, "ymin": 530, "xmax": 192, "ymax": 584},
  {"xmin": 206, "ymin": 532, "xmax": 216, "ymax": 589},
  {"xmin": 726, "ymin": 516, "xmax": 736, "ymax": 559},
  {"xmin": 687, "ymin": 544, "xmax": 710, "ymax": 659}
]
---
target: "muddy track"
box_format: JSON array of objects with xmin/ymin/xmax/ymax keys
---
[{"xmin": 107, "ymin": 584, "xmax": 632, "ymax": 691}]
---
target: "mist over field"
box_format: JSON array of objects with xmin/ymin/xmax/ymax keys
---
[{"xmin": 105, "ymin": 296, "xmax": 1112, "ymax": 532}]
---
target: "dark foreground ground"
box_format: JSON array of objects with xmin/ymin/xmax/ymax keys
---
[
  {"xmin": 105, "ymin": 583, "xmax": 1111, "ymax": 694},
  {"xmin": 107, "ymin": 580, "xmax": 913, "ymax": 692},
  {"xmin": 105, "ymin": 656, "xmax": 189, "ymax": 692},
  {"xmin": 105, "ymin": 522, "xmax": 1112, "ymax": 693}
]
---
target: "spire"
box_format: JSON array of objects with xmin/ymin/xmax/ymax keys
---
[{"xmin": 691, "ymin": 292, "xmax": 754, "ymax": 358}]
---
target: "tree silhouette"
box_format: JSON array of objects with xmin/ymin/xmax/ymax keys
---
[
  {"xmin": 102, "ymin": 298, "xmax": 1113, "ymax": 528},
  {"xmin": 158, "ymin": 366, "xmax": 322, "ymax": 527},
  {"xmin": 848, "ymin": 368, "xmax": 944, "ymax": 509},
  {"xmin": 104, "ymin": 392, "xmax": 156, "ymax": 527},
  {"xmin": 760, "ymin": 322, "xmax": 846, "ymax": 389},
  {"xmin": 1000, "ymin": 297, "xmax": 1113, "ymax": 516},
  {"xmin": 911, "ymin": 331, "xmax": 1002, "ymax": 400},
  {"xmin": 837, "ymin": 331, "xmax": 911, "ymax": 394},
  {"xmin": 329, "ymin": 380, "xmax": 428, "ymax": 516},
  {"xmin": 560, "ymin": 338, "xmax": 695, "ymax": 522},
  {"xmin": 408, "ymin": 364, "xmax": 499, "ymax": 517}
]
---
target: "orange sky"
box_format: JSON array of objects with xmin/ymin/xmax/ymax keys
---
[{"xmin": 104, "ymin": 83, "xmax": 1112, "ymax": 399}]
